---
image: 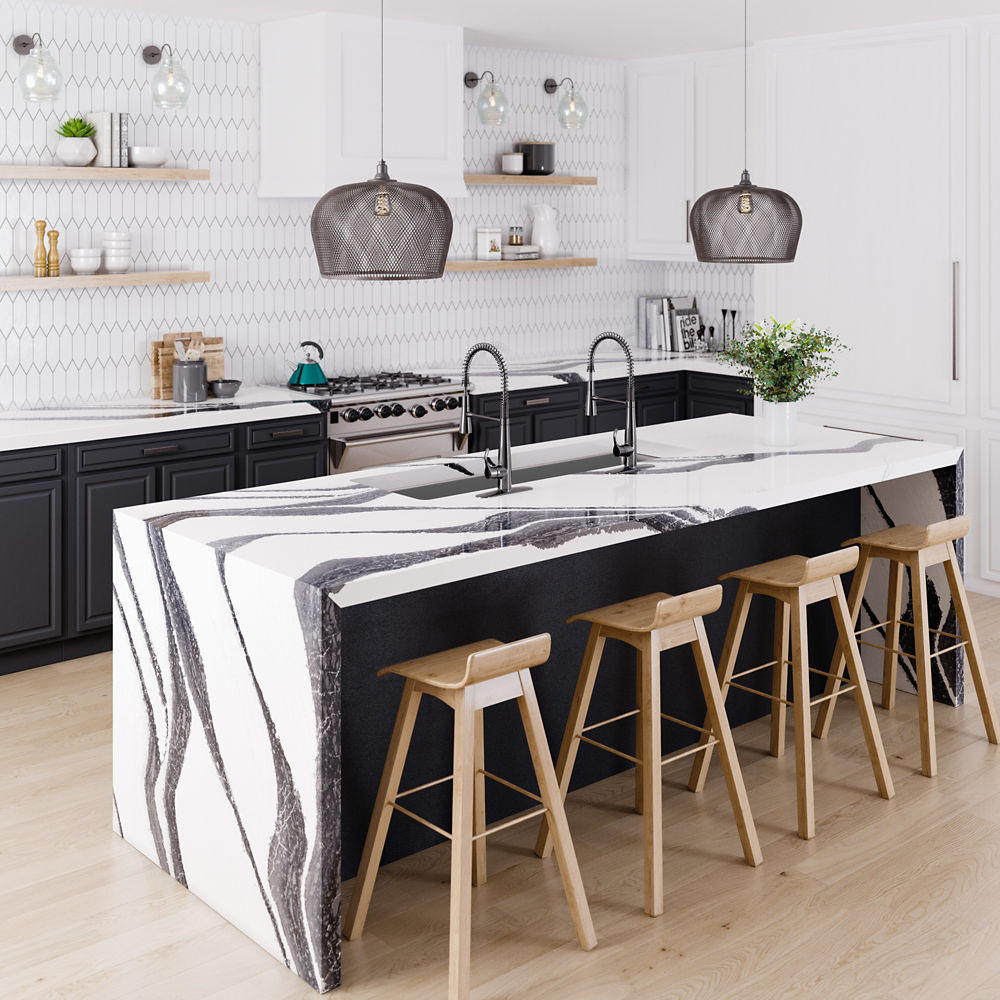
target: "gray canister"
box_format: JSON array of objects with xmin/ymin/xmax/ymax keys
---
[{"xmin": 173, "ymin": 359, "xmax": 208, "ymax": 402}]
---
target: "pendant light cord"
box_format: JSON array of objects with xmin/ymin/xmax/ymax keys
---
[
  {"xmin": 744, "ymin": 0, "xmax": 749, "ymax": 172},
  {"xmin": 380, "ymin": 0, "xmax": 385, "ymax": 164}
]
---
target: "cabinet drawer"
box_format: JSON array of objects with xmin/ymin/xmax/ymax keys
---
[
  {"xmin": 0, "ymin": 447, "xmax": 62, "ymax": 484},
  {"xmin": 686, "ymin": 372, "xmax": 751, "ymax": 396},
  {"xmin": 75, "ymin": 428, "xmax": 236, "ymax": 472},
  {"xmin": 475, "ymin": 384, "xmax": 583, "ymax": 417},
  {"xmin": 244, "ymin": 415, "xmax": 326, "ymax": 450}
]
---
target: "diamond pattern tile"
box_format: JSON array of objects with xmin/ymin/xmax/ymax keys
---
[{"xmin": 0, "ymin": 3, "xmax": 753, "ymax": 408}]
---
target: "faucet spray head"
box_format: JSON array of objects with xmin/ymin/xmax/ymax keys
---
[
  {"xmin": 459, "ymin": 383, "xmax": 471, "ymax": 435},
  {"xmin": 585, "ymin": 367, "xmax": 596, "ymax": 417}
]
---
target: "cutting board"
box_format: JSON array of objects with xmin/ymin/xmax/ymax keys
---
[{"xmin": 151, "ymin": 332, "xmax": 225, "ymax": 399}]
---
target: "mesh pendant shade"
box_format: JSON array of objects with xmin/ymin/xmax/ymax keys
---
[
  {"xmin": 310, "ymin": 162, "xmax": 454, "ymax": 280},
  {"xmin": 689, "ymin": 170, "xmax": 802, "ymax": 264}
]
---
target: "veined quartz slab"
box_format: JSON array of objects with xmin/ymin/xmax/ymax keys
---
[{"xmin": 111, "ymin": 413, "xmax": 962, "ymax": 992}]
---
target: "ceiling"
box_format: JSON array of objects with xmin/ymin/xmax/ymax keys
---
[{"xmin": 48, "ymin": 0, "xmax": 1000, "ymax": 57}]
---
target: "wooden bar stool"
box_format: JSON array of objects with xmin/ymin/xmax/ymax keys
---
[
  {"xmin": 813, "ymin": 515, "xmax": 1000, "ymax": 777},
  {"xmin": 534, "ymin": 584, "xmax": 762, "ymax": 918},
  {"xmin": 687, "ymin": 547, "xmax": 895, "ymax": 840},
  {"xmin": 344, "ymin": 633, "xmax": 597, "ymax": 1000}
]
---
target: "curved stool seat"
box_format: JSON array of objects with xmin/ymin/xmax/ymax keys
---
[
  {"xmin": 536, "ymin": 584, "xmax": 762, "ymax": 918},
  {"xmin": 345, "ymin": 634, "xmax": 597, "ymax": 1000}
]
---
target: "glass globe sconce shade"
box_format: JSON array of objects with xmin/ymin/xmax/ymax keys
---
[
  {"xmin": 13, "ymin": 34, "xmax": 63, "ymax": 104},
  {"xmin": 143, "ymin": 44, "xmax": 191, "ymax": 110},
  {"xmin": 544, "ymin": 77, "xmax": 589, "ymax": 130},
  {"xmin": 464, "ymin": 70, "xmax": 508, "ymax": 127}
]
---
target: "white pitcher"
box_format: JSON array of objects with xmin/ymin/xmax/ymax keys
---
[{"xmin": 530, "ymin": 204, "xmax": 560, "ymax": 258}]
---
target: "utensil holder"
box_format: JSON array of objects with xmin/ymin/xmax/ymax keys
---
[{"xmin": 172, "ymin": 359, "xmax": 207, "ymax": 402}]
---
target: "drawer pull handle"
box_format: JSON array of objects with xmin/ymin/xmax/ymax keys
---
[
  {"xmin": 270, "ymin": 428, "xmax": 307, "ymax": 439},
  {"xmin": 523, "ymin": 397, "xmax": 551, "ymax": 407},
  {"xmin": 141, "ymin": 444, "xmax": 182, "ymax": 456}
]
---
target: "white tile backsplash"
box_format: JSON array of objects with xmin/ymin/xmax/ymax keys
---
[{"xmin": 0, "ymin": 1, "xmax": 751, "ymax": 409}]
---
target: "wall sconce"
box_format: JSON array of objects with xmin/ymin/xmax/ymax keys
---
[
  {"xmin": 544, "ymin": 77, "xmax": 589, "ymax": 130},
  {"xmin": 142, "ymin": 44, "xmax": 191, "ymax": 110},
  {"xmin": 12, "ymin": 33, "xmax": 63, "ymax": 104},
  {"xmin": 464, "ymin": 70, "xmax": 508, "ymax": 127}
]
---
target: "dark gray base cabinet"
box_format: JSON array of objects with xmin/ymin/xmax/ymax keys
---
[
  {"xmin": 0, "ymin": 412, "xmax": 326, "ymax": 675},
  {"xmin": 686, "ymin": 372, "xmax": 753, "ymax": 418}
]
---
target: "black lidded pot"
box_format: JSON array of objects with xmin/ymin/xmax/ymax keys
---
[{"xmin": 518, "ymin": 141, "xmax": 555, "ymax": 175}]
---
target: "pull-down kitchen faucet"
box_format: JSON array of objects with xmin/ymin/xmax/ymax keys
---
[
  {"xmin": 459, "ymin": 342, "xmax": 513, "ymax": 494},
  {"xmin": 586, "ymin": 331, "xmax": 637, "ymax": 472}
]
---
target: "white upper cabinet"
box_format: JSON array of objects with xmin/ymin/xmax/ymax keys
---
[
  {"xmin": 757, "ymin": 25, "xmax": 967, "ymax": 415},
  {"xmin": 259, "ymin": 13, "xmax": 466, "ymax": 200},
  {"xmin": 626, "ymin": 50, "xmax": 744, "ymax": 261}
]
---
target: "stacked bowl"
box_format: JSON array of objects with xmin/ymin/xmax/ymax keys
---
[
  {"xmin": 103, "ymin": 231, "xmax": 132, "ymax": 273},
  {"xmin": 67, "ymin": 248, "xmax": 102, "ymax": 275}
]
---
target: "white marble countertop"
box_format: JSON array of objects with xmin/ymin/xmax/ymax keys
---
[
  {"xmin": 0, "ymin": 386, "xmax": 323, "ymax": 452},
  {"xmin": 115, "ymin": 413, "xmax": 961, "ymax": 608}
]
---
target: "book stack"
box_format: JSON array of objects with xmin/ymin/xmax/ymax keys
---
[
  {"xmin": 501, "ymin": 243, "xmax": 541, "ymax": 261},
  {"xmin": 88, "ymin": 112, "xmax": 130, "ymax": 167}
]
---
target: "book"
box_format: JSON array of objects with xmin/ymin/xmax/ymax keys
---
[
  {"xmin": 89, "ymin": 112, "xmax": 112, "ymax": 167},
  {"xmin": 119, "ymin": 113, "xmax": 129, "ymax": 168},
  {"xmin": 110, "ymin": 114, "xmax": 119, "ymax": 167}
]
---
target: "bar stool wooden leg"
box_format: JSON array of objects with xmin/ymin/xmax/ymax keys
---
[
  {"xmin": 449, "ymin": 690, "xmax": 476, "ymax": 1000},
  {"xmin": 831, "ymin": 576, "xmax": 895, "ymax": 800},
  {"xmin": 789, "ymin": 595, "xmax": 815, "ymax": 840},
  {"xmin": 943, "ymin": 543, "xmax": 1000, "ymax": 745},
  {"xmin": 691, "ymin": 618, "xmax": 763, "ymax": 866},
  {"xmin": 516, "ymin": 670, "xmax": 598, "ymax": 951},
  {"xmin": 910, "ymin": 553, "xmax": 938, "ymax": 778},
  {"xmin": 472, "ymin": 709, "xmax": 487, "ymax": 887},
  {"xmin": 634, "ymin": 650, "xmax": 645, "ymax": 817},
  {"xmin": 881, "ymin": 559, "xmax": 905, "ymax": 710},
  {"xmin": 534, "ymin": 624, "xmax": 605, "ymax": 859},
  {"xmin": 344, "ymin": 680, "xmax": 423, "ymax": 940},
  {"xmin": 689, "ymin": 580, "xmax": 753, "ymax": 793},
  {"xmin": 814, "ymin": 546, "xmax": 873, "ymax": 740},
  {"xmin": 771, "ymin": 600, "xmax": 790, "ymax": 758},
  {"xmin": 638, "ymin": 635, "xmax": 663, "ymax": 916}
]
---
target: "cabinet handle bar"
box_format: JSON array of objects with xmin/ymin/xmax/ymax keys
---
[
  {"xmin": 141, "ymin": 444, "xmax": 182, "ymax": 456},
  {"xmin": 270, "ymin": 428, "xmax": 307, "ymax": 439}
]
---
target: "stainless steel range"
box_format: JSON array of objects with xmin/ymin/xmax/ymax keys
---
[{"xmin": 287, "ymin": 371, "xmax": 468, "ymax": 474}]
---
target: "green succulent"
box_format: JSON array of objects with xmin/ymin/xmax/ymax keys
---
[{"xmin": 56, "ymin": 116, "xmax": 96, "ymax": 138}]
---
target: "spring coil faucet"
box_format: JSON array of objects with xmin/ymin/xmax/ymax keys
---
[
  {"xmin": 459, "ymin": 342, "xmax": 514, "ymax": 494},
  {"xmin": 586, "ymin": 331, "xmax": 637, "ymax": 471}
]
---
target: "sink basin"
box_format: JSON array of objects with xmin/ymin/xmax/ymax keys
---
[{"xmin": 361, "ymin": 452, "xmax": 657, "ymax": 501}]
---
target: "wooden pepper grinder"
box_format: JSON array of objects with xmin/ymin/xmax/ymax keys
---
[
  {"xmin": 47, "ymin": 230, "xmax": 60, "ymax": 278},
  {"xmin": 34, "ymin": 220, "xmax": 48, "ymax": 278}
]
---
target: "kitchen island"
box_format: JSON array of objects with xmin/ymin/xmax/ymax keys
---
[{"xmin": 111, "ymin": 414, "xmax": 962, "ymax": 992}]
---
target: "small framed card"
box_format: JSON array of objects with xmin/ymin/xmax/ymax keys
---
[
  {"xmin": 476, "ymin": 228, "xmax": 502, "ymax": 262},
  {"xmin": 673, "ymin": 308, "xmax": 701, "ymax": 353}
]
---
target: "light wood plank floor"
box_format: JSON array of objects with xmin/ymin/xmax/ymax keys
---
[{"xmin": 5, "ymin": 594, "xmax": 1000, "ymax": 999}]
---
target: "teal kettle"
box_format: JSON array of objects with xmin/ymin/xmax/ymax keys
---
[{"xmin": 288, "ymin": 341, "xmax": 328, "ymax": 388}]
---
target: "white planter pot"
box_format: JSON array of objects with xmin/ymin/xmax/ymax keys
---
[
  {"xmin": 55, "ymin": 136, "xmax": 96, "ymax": 167},
  {"xmin": 760, "ymin": 400, "xmax": 798, "ymax": 448}
]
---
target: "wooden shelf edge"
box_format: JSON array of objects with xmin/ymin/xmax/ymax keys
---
[
  {"xmin": 0, "ymin": 271, "xmax": 211, "ymax": 291},
  {"xmin": 463, "ymin": 173, "xmax": 597, "ymax": 186},
  {"xmin": 444, "ymin": 257, "xmax": 598, "ymax": 273},
  {"xmin": 0, "ymin": 165, "xmax": 210, "ymax": 181}
]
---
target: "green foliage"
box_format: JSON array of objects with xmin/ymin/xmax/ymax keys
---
[
  {"xmin": 720, "ymin": 317, "xmax": 848, "ymax": 403},
  {"xmin": 56, "ymin": 116, "xmax": 96, "ymax": 138}
]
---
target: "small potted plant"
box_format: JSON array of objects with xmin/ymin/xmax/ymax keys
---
[
  {"xmin": 55, "ymin": 116, "xmax": 97, "ymax": 167},
  {"xmin": 720, "ymin": 317, "xmax": 847, "ymax": 446}
]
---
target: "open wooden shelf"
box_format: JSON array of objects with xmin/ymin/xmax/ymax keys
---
[
  {"xmin": 464, "ymin": 173, "xmax": 597, "ymax": 186},
  {"xmin": 444, "ymin": 256, "xmax": 597, "ymax": 273},
  {"xmin": 0, "ymin": 270, "xmax": 211, "ymax": 292},
  {"xmin": 0, "ymin": 165, "xmax": 210, "ymax": 182}
]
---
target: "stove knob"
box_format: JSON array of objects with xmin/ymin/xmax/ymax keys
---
[
  {"xmin": 410, "ymin": 404, "xmax": 428, "ymax": 418},
  {"xmin": 445, "ymin": 396, "xmax": 460, "ymax": 410},
  {"xmin": 359, "ymin": 407, "xmax": 374, "ymax": 421},
  {"xmin": 374, "ymin": 404, "xmax": 394, "ymax": 419},
  {"xmin": 392, "ymin": 403, "xmax": 406, "ymax": 417},
  {"xmin": 429, "ymin": 397, "xmax": 447, "ymax": 412},
  {"xmin": 342, "ymin": 408, "xmax": 361, "ymax": 423}
]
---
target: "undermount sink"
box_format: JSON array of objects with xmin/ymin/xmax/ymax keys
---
[{"xmin": 360, "ymin": 452, "xmax": 658, "ymax": 501}]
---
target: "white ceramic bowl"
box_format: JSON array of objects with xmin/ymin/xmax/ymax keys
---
[
  {"xmin": 103, "ymin": 231, "xmax": 131, "ymax": 241},
  {"xmin": 70, "ymin": 258, "xmax": 101, "ymax": 275},
  {"xmin": 103, "ymin": 237, "xmax": 131, "ymax": 245},
  {"xmin": 103, "ymin": 256, "xmax": 132, "ymax": 266},
  {"xmin": 128, "ymin": 146, "xmax": 168, "ymax": 168},
  {"xmin": 69, "ymin": 248, "xmax": 101, "ymax": 258},
  {"xmin": 103, "ymin": 258, "xmax": 131, "ymax": 274},
  {"xmin": 102, "ymin": 243, "xmax": 132, "ymax": 252}
]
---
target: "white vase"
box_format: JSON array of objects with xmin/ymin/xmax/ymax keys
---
[
  {"xmin": 530, "ymin": 204, "xmax": 560, "ymax": 257},
  {"xmin": 760, "ymin": 400, "xmax": 797, "ymax": 447},
  {"xmin": 55, "ymin": 136, "xmax": 96, "ymax": 167}
]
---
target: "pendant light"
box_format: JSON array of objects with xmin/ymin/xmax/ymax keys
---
[
  {"xmin": 689, "ymin": 0, "xmax": 802, "ymax": 263},
  {"xmin": 310, "ymin": 0, "xmax": 453, "ymax": 280}
]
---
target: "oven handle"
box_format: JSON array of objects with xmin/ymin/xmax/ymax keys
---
[{"xmin": 330, "ymin": 426, "xmax": 468, "ymax": 468}]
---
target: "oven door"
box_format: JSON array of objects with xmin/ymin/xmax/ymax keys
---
[{"xmin": 330, "ymin": 426, "xmax": 468, "ymax": 474}]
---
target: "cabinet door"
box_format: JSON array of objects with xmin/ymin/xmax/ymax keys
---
[
  {"xmin": 470, "ymin": 414, "xmax": 531, "ymax": 455},
  {"xmin": 533, "ymin": 407, "xmax": 585, "ymax": 444},
  {"xmin": 0, "ymin": 480, "xmax": 62, "ymax": 650},
  {"xmin": 161, "ymin": 456, "xmax": 237, "ymax": 501},
  {"xmin": 244, "ymin": 445, "xmax": 327, "ymax": 488},
  {"xmin": 638, "ymin": 395, "xmax": 681, "ymax": 426},
  {"xmin": 627, "ymin": 57, "xmax": 695, "ymax": 259},
  {"xmin": 758, "ymin": 26, "xmax": 965, "ymax": 414},
  {"xmin": 695, "ymin": 49, "xmax": 746, "ymax": 198},
  {"xmin": 73, "ymin": 468, "xmax": 155, "ymax": 634}
]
